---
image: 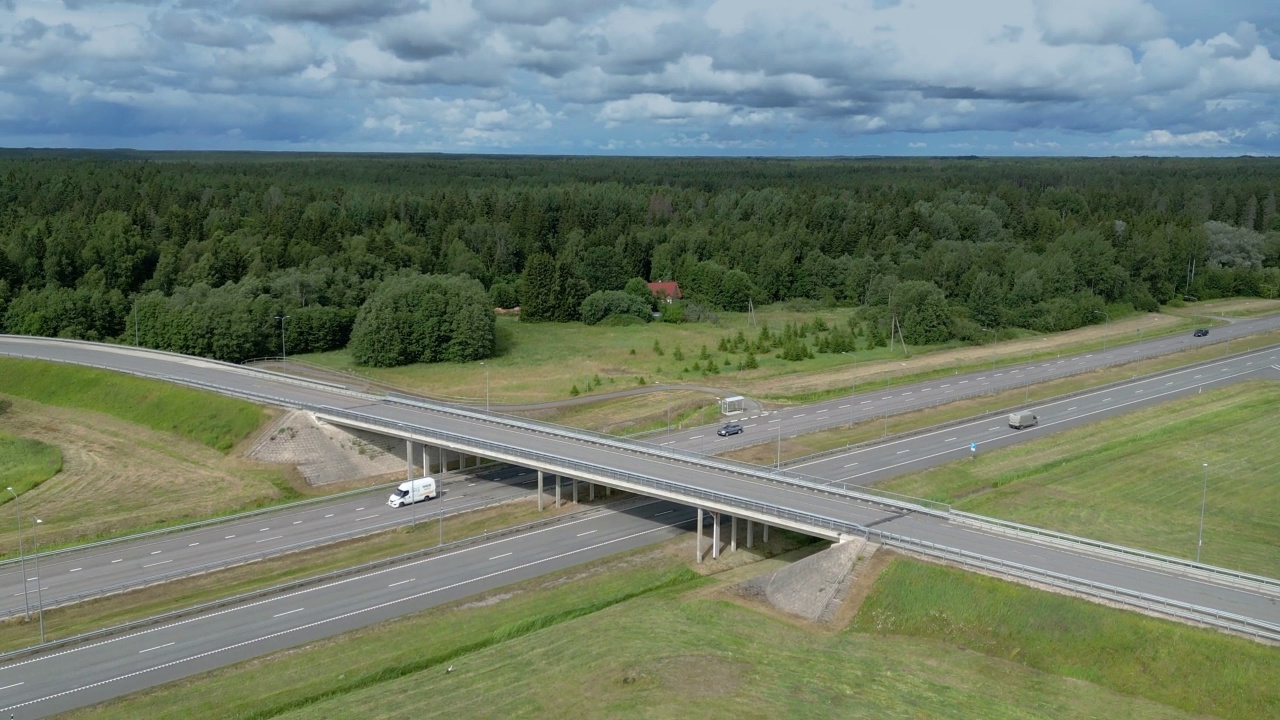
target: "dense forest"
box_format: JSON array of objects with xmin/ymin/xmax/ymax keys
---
[{"xmin": 1, "ymin": 151, "xmax": 1278, "ymax": 365}]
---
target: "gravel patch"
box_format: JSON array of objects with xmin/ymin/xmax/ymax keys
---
[
  {"xmin": 246, "ymin": 410, "xmax": 409, "ymax": 485},
  {"xmin": 733, "ymin": 536, "xmax": 867, "ymax": 621}
]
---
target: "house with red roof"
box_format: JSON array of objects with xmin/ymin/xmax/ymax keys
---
[{"xmin": 646, "ymin": 281, "xmax": 682, "ymax": 303}]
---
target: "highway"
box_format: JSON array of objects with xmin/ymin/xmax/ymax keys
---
[
  {"xmin": 0, "ymin": 466, "xmax": 542, "ymax": 620},
  {"xmin": 0, "ymin": 499, "xmax": 702, "ymax": 718},
  {"xmin": 2, "ymin": 330, "xmax": 1280, "ymax": 716},
  {"xmin": 658, "ymin": 313, "xmax": 1280, "ymax": 454},
  {"xmin": 2, "ymin": 334, "xmax": 1278, "ymax": 617}
]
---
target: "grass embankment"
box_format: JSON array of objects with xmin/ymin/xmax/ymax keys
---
[
  {"xmin": 723, "ymin": 328, "xmax": 1280, "ymax": 466},
  {"xmin": 877, "ymin": 381, "xmax": 1280, "ymax": 576},
  {"xmin": 0, "ymin": 499, "xmax": 563, "ymax": 654},
  {"xmin": 0, "ymin": 359, "xmax": 291, "ymax": 552},
  {"xmin": 0, "ymin": 431, "xmax": 61, "ymax": 496},
  {"xmin": 68, "ymin": 548, "xmax": 1279, "ymax": 720},
  {"xmin": 0, "ymin": 357, "xmax": 266, "ymax": 452}
]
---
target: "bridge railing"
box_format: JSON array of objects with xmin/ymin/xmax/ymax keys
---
[
  {"xmin": 951, "ymin": 511, "xmax": 1280, "ymax": 597},
  {"xmin": 872, "ymin": 529, "xmax": 1280, "ymax": 643}
]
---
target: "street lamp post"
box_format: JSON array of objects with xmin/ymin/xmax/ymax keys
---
[
  {"xmin": 6, "ymin": 487, "xmax": 29, "ymax": 619},
  {"xmin": 1092, "ymin": 310, "xmax": 1110, "ymax": 352},
  {"xmin": 1197, "ymin": 463, "xmax": 1208, "ymax": 563},
  {"xmin": 981, "ymin": 327, "xmax": 997, "ymax": 370},
  {"xmin": 275, "ymin": 315, "xmax": 290, "ymax": 365},
  {"xmin": 482, "ymin": 361, "xmax": 490, "ymax": 412},
  {"xmin": 33, "ymin": 517, "xmax": 44, "ymax": 643},
  {"xmin": 776, "ymin": 421, "xmax": 782, "ymax": 470}
]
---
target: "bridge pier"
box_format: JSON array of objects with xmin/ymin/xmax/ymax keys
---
[
  {"xmin": 537, "ymin": 470, "xmax": 544, "ymax": 511},
  {"xmin": 589, "ymin": 482, "xmax": 595, "ymax": 502},
  {"xmin": 712, "ymin": 512, "xmax": 721, "ymax": 559},
  {"xmin": 405, "ymin": 440, "xmax": 416, "ymax": 480},
  {"xmin": 554, "ymin": 474, "xmax": 561, "ymax": 507},
  {"xmin": 572, "ymin": 477, "xmax": 578, "ymax": 504},
  {"xmin": 746, "ymin": 519, "xmax": 753, "ymax": 549},
  {"xmin": 763, "ymin": 524, "xmax": 769, "ymax": 543},
  {"xmin": 696, "ymin": 508, "xmax": 703, "ymax": 563},
  {"xmin": 731, "ymin": 515, "xmax": 737, "ymax": 552}
]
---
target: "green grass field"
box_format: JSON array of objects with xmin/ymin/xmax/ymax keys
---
[
  {"xmin": 296, "ymin": 301, "xmax": 1226, "ymax": 413},
  {"xmin": 0, "ymin": 358, "xmax": 267, "ymax": 452},
  {"xmin": 0, "ymin": 430, "xmax": 62, "ymax": 497},
  {"xmin": 877, "ymin": 381, "xmax": 1280, "ymax": 577},
  {"xmin": 66, "ymin": 548, "xmax": 1279, "ymax": 720},
  {"xmin": 302, "ymin": 306, "xmax": 888, "ymax": 405}
]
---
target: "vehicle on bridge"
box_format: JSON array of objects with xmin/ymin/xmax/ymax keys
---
[
  {"xmin": 388, "ymin": 476, "xmax": 437, "ymax": 507},
  {"xmin": 1008, "ymin": 411, "xmax": 1039, "ymax": 430}
]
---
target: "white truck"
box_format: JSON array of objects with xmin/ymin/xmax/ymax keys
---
[
  {"xmin": 388, "ymin": 476, "xmax": 437, "ymax": 507},
  {"xmin": 1008, "ymin": 411, "xmax": 1038, "ymax": 430}
]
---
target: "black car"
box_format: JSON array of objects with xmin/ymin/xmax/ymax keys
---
[
  {"xmin": 717, "ymin": 423, "xmax": 744, "ymax": 436},
  {"xmin": 1193, "ymin": 328, "xmax": 1210, "ymax": 337}
]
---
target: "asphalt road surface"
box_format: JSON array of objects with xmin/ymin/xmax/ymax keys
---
[
  {"xmin": 0, "ymin": 499, "xmax": 701, "ymax": 718},
  {"xmin": 655, "ymin": 313, "xmax": 1280, "ymax": 454},
  {"xmin": 1, "ymin": 334, "xmax": 1278, "ymax": 625},
  {"xmin": 0, "ymin": 466, "xmax": 542, "ymax": 620}
]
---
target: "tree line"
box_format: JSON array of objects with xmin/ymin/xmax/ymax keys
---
[{"xmin": 1, "ymin": 151, "xmax": 1278, "ymax": 365}]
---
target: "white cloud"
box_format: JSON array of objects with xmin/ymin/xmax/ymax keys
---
[
  {"xmin": 1131, "ymin": 129, "xmax": 1239, "ymax": 148},
  {"xmin": 0, "ymin": 0, "xmax": 1278, "ymax": 154},
  {"xmin": 1034, "ymin": 0, "xmax": 1166, "ymax": 46}
]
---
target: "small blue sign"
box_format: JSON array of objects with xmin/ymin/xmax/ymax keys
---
[{"xmin": 970, "ymin": 442, "xmax": 977, "ymax": 453}]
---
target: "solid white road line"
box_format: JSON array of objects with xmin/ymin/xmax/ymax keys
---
[
  {"xmin": 139, "ymin": 643, "xmax": 175, "ymax": 654},
  {"xmin": 489, "ymin": 552, "xmax": 513, "ymax": 560},
  {"xmin": 388, "ymin": 579, "xmax": 414, "ymax": 587}
]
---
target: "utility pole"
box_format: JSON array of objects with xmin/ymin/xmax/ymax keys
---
[
  {"xmin": 33, "ymin": 517, "xmax": 44, "ymax": 643},
  {"xmin": 6, "ymin": 487, "xmax": 28, "ymax": 619},
  {"xmin": 275, "ymin": 315, "xmax": 290, "ymax": 365},
  {"xmin": 1197, "ymin": 463, "xmax": 1208, "ymax": 563}
]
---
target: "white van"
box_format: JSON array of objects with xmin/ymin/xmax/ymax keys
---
[
  {"xmin": 1008, "ymin": 411, "xmax": 1038, "ymax": 430},
  {"xmin": 388, "ymin": 476, "xmax": 437, "ymax": 507}
]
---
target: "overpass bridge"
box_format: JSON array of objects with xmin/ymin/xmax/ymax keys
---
[{"xmin": 3, "ymin": 336, "xmax": 1279, "ymax": 643}]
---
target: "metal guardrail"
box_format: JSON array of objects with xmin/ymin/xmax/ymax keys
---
[
  {"xmin": 874, "ymin": 530, "xmax": 1280, "ymax": 643},
  {"xmin": 0, "ymin": 492, "xmax": 524, "ymax": 621},
  {"xmin": 0, "ymin": 502, "xmax": 624, "ymax": 663},
  {"xmin": 316, "ymin": 404, "xmax": 904, "ymax": 540},
  {"xmin": 951, "ymin": 511, "xmax": 1280, "ymax": 597},
  {"xmin": 380, "ymin": 392, "xmax": 952, "ymax": 516}
]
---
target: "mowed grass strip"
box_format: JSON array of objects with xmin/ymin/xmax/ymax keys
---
[
  {"xmin": 0, "ymin": 430, "xmax": 61, "ymax": 495},
  {"xmin": 878, "ymin": 381, "xmax": 1280, "ymax": 577},
  {"xmin": 69, "ymin": 544, "xmax": 1264, "ymax": 720},
  {"xmin": 851, "ymin": 558, "xmax": 1280, "ymax": 720},
  {"xmin": 0, "ymin": 357, "xmax": 267, "ymax": 452}
]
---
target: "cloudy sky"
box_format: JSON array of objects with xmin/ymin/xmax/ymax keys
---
[{"xmin": 2, "ymin": 0, "xmax": 1279, "ymax": 155}]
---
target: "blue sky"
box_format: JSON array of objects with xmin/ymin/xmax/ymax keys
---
[{"xmin": 1, "ymin": 0, "xmax": 1278, "ymax": 156}]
